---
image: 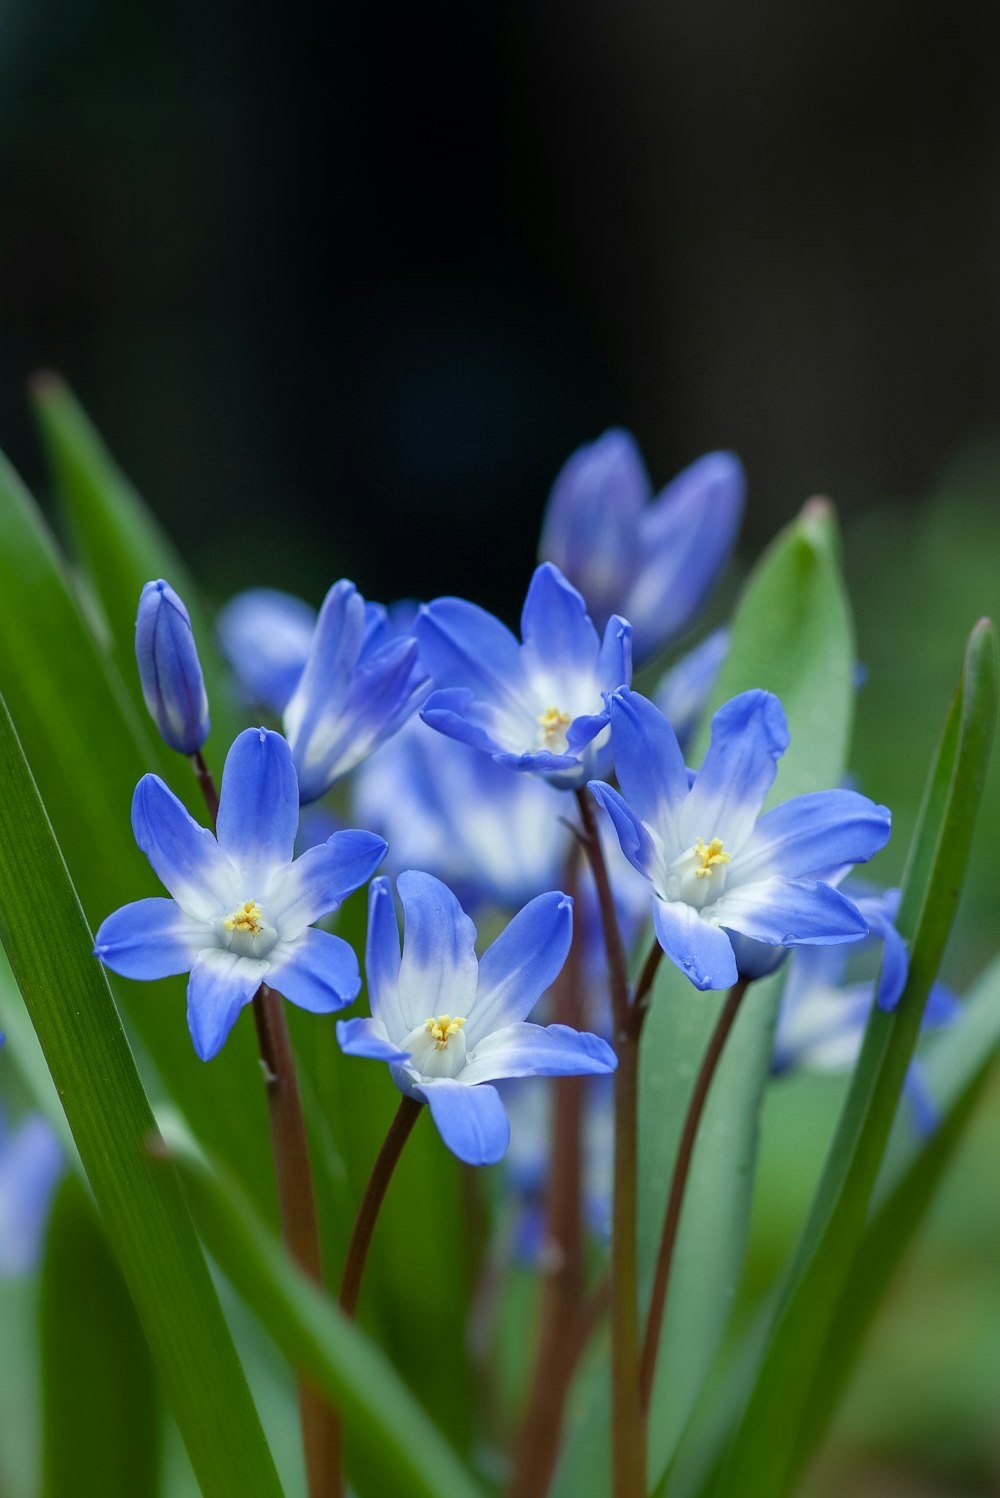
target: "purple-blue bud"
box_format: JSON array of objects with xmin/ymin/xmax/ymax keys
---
[{"xmin": 135, "ymin": 580, "xmax": 210, "ymax": 754}]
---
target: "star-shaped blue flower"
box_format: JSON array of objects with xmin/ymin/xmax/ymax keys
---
[
  {"xmin": 590, "ymin": 688, "xmax": 892, "ymax": 990},
  {"xmin": 337, "ymin": 872, "xmax": 617, "ymax": 1165},
  {"xmin": 94, "ymin": 727, "xmax": 387, "ymax": 1059}
]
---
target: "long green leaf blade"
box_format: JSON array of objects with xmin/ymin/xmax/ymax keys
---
[{"xmin": 0, "ymin": 694, "xmax": 282, "ymax": 1498}]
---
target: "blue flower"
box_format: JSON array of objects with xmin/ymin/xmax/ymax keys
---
[
  {"xmin": 352, "ymin": 716, "xmax": 569, "ymax": 910},
  {"xmin": 337, "ymin": 872, "xmax": 617, "ymax": 1165},
  {"xmin": 94, "ymin": 727, "xmax": 387, "ymax": 1060},
  {"xmin": 135, "ymin": 580, "xmax": 210, "ymax": 754},
  {"xmin": 538, "ymin": 430, "xmax": 744, "ymax": 663},
  {"xmin": 217, "ymin": 587, "xmax": 317, "ymax": 714},
  {"xmin": 0, "ymin": 1111, "xmax": 63, "ymax": 1276},
  {"xmin": 282, "ymin": 580, "xmax": 431, "ymax": 802},
  {"xmin": 653, "ymin": 628, "xmax": 729, "ymax": 752},
  {"xmin": 416, "ymin": 563, "xmax": 632, "ymax": 790},
  {"xmin": 590, "ymin": 689, "xmax": 892, "ymax": 991}
]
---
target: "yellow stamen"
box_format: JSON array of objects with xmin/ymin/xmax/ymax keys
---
[
  {"xmin": 424, "ymin": 1014, "xmax": 466, "ymax": 1050},
  {"xmin": 223, "ymin": 899, "xmax": 264, "ymax": 934},
  {"xmin": 538, "ymin": 705, "xmax": 572, "ymax": 745},
  {"xmin": 693, "ymin": 837, "xmax": 729, "ymax": 879}
]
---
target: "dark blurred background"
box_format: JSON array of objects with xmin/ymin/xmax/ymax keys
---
[{"xmin": 2, "ymin": 0, "xmax": 1000, "ymax": 613}]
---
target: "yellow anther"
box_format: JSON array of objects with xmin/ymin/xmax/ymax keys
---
[
  {"xmin": 693, "ymin": 838, "xmax": 729, "ymax": 879},
  {"xmin": 424, "ymin": 1014, "xmax": 466, "ymax": 1051},
  {"xmin": 538, "ymin": 705, "xmax": 572, "ymax": 744},
  {"xmin": 223, "ymin": 899, "xmax": 264, "ymax": 934}
]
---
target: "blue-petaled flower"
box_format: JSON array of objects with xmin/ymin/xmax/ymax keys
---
[
  {"xmin": 590, "ymin": 689, "xmax": 892, "ymax": 991},
  {"xmin": 282, "ymin": 580, "xmax": 431, "ymax": 803},
  {"xmin": 416, "ymin": 563, "xmax": 632, "ymax": 790},
  {"xmin": 135, "ymin": 579, "xmax": 210, "ymax": 754},
  {"xmin": 538, "ymin": 429, "xmax": 744, "ymax": 663},
  {"xmin": 337, "ymin": 872, "xmax": 617, "ymax": 1165},
  {"xmin": 653, "ymin": 628, "xmax": 729, "ymax": 752},
  {"xmin": 94, "ymin": 727, "xmax": 387, "ymax": 1060},
  {"xmin": 0, "ymin": 1111, "xmax": 63, "ymax": 1276},
  {"xmin": 217, "ymin": 587, "xmax": 317, "ymax": 714}
]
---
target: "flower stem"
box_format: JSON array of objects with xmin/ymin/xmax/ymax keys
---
[
  {"xmin": 629, "ymin": 937, "xmax": 664, "ymax": 1041},
  {"xmin": 639, "ymin": 975, "xmax": 750, "ymax": 1413},
  {"xmin": 190, "ymin": 749, "xmax": 219, "ymax": 823},
  {"xmin": 574, "ymin": 788, "xmax": 644, "ymax": 1498}
]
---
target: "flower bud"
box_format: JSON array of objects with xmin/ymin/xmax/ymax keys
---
[{"xmin": 135, "ymin": 580, "xmax": 210, "ymax": 753}]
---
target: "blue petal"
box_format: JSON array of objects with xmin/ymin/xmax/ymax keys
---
[
  {"xmin": 283, "ymin": 580, "xmax": 367, "ymax": 776},
  {"xmin": 216, "ymin": 588, "xmax": 316, "ymax": 713},
  {"xmin": 267, "ymin": 928, "xmax": 360, "ymax": 1014},
  {"xmin": 596, "ymin": 614, "xmax": 633, "ymax": 693},
  {"xmin": 519, "ymin": 564, "xmax": 600, "ymax": 684},
  {"xmin": 460, "ymin": 1022, "xmax": 616, "ymax": 1084},
  {"xmin": 588, "ymin": 781, "xmax": 657, "ymax": 882},
  {"xmin": 735, "ymin": 790, "xmax": 892, "ymax": 886},
  {"xmin": 336, "ymin": 1015, "xmax": 408, "ymax": 1061},
  {"xmin": 397, "ymin": 871, "xmax": 479, "ymax": 1031},
  {"xmin": 728, "ymin": 931, "xmax": 791, "ymax": 983},
  {"xmin": 135, "ymin": 579, "xmax": 210, "ymax": 754},
  {"xmin": 131, "ymin": 775, "xmax": 238, "ymax": 921},
  {"xmin": 651, "ymin": 898, "xmax": 738, "ymax": 990},
  {"xmin": 186, "ymin": 950, "xmax": 264, "ymax": 1061},
  {"xmin": 415, "ymin": 597, "xmax": 527, "ymax": 711},
  {"xmin": 608, "ymin": 689, "xmax": 689, "ymax": 850},
  {"xmin": 903, "ymin": 1060, "xmax": 939, "ymax": 1138},
  {"xmin": 216, "ymin": 727, "xmax": 300, "ymax": 878},
  {"xmin": 0, "ymin": 1116, "xmax": 63, "ymax": 1275},
  {"xmin": 420, "ymin": 689, "xmax": 505, "ymax": 756},
  {"xmin": 468, "ymin": 892, "xmax": 573, "ymax": 1045},
  {"xmin": 654, "ymin": 628, "xmax": 730, "ymax": 751},
  {"xmin": 680, "ymin": 691, "xmax": 789, "ymax": 854},
  {"xmin": 417, "ymin": 1079, "xmax": 510, "ymax": 1166},
  {"xmin": 923, "ymin": 981, "xmax": 961, "ymax": 1028},
  {"xmin": 627, "ymin": 451, "xmax": 745, "ymax": 660},
  {"xmin": 867, "ymin": 904, "xmax": 909, "ymax": 1012},
  {"xmin": 714, "ymin": 877, "xmax": 869, "ymax": 947},
  {"xmin": 267, "ymin": 830, "xmax": 387, "ymax": 938},
  {"xmin": 366, "ymin": 877, "xmax": 404, "ymax": 1037},
  {"xmin": 94, "ymin": 897, "xmax": 206, "ymax": 980}
]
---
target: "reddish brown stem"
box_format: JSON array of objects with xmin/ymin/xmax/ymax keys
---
[
  {"xmin": 190, "ymin": 749, "xmax": 219, "ymax": 823},
  {"xmin": 639, "ymin": 976, "xmax": 750, "ymax": 1412},
  {"xmin": 630, "ymin": 937, "xmax": 664, "ymax": 1040},
  {"xmin": 338, "ymin": 1095, "xmax": 423, "ymax": 1317}
]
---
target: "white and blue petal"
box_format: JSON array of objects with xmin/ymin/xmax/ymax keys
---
[
  {"xmin": 416, "ymin": 1078, "xmax": 511, "ymax": 1166},
  {"xmin": 733, "ymin": 790, "xmax": 891, "ymax": 887},
  {"xmin": 679, "ymin": 690, "xmax": 789, "ymax": 854},
  {"xmin": 93, "ymin": 897, "xmax": 207, "ymax": 980},
  {"xmin": 186, "ymin": 949, "xmax": 265, "ymax": 1061},
  {"xmin": 336, "ymin": 1016, "xmax": 409, "ymax": 1062},
  {"xmin": 266, "ymin": 928, "xmax": 360, "ymax": 1013},
  {"xmin": 415, "ymin": 597, "xmax": 527, "ymax": 712},
  {"xmin": 519, "ymin": 563, "xmax": 601, "ymax": 688},
  {"xmin": 216, "ymin": 727, "xmax": 299, "ymax": 879},
  {"xmin": 460, "ymin": 1022, "xmax": 616, "ymax": 1084},
  {"xmin": 365, "ymin": 877, "xmax": 404, "ymax": 1037},
  {"xmin": 588, "ymin": 781, "xmax": 658, "ymax": 882},
  {"xmin": 467, "ymin": 892, "xmax": 573, "ymax": 1044},
  {"xmin": 131, "ymin": 775, "xmax": 238, "ymax": 921},
  {"xmin": 216, "ymin": 588, "xmax": 316, "ymax": 714},
  {"xmin": 714, "ymin": 877, "xmax": 868, "ymax": 947},
  {"xmin": 651, "ymin": 898, "xmax": 738, "ymax": 990},
  {"xmin": 396, "ymin": 871, "xmax": 479, "ymax": 1030},
  {"xmin": 596, "ymin": 614, "xmax": 633, "ymax": 694},
  {"xmin": 266, "ymin": 830, "xmax": 387, "ymax": 938},
  {"xmin": 607, "ymin": 689, "xmax": 690, "ymax": 852}
]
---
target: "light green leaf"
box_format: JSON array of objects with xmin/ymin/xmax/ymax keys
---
[{"xmin": 0, "ymin": 692, "xmax": 282, "ymax": 1498}]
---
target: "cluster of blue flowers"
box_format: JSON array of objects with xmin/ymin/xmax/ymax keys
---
[{"xmin": 83, "ymin": 428, "xmax": 936, "ymax": 1199}]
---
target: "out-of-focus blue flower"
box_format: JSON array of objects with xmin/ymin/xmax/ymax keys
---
[
  {"xmin": 283, "ymin": 580, "xmax": 431, "ymax": 803},
  {"xmin": 217, "ymin": 588, "xmax": 317, "ymax": 714},
  {"xmin": 590, "ymin": 689, "xmax": 892, "ymax": 991},
  {"xmin": 503, "ymin": 1074, "xmax": 613, "ymax": 1262},
  {"xmin": 539, "ymin": 430, "xmax": 744, "ymax": 663},
  {"xmin": 135, "ymin": 580, "xmax": 210, "ymax": 754},
  {"xmin": 416, "ymin": 563, "xmax": 632, "ymax": 790},
  {"xmin": 653, "ymin": 628, "xmax": 729, "ymax": 752},
  {"xmin": 94, "ymin": 727, "xmax": 386, "ymax": 1060},
  {"xmin": 337, "ymin": 873, "xmax": 616, "ymax": 1165},
  {"xmin": 352, "ymin": 716, "xmax": 569, "ymax": 910},
  {"xmin": 0, "ymin": 1112, "xmax": 63, "ymax": 1276}
]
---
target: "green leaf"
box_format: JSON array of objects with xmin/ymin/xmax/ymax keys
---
[
  {"xmin": 713, "ymin": 617, "xmax": 998, "ymax": 1498},
  {"xmin": 41, "ymin": 1176, "xmax": 161, "ymax": 1498},
  {"xmin": 166, "ymin": 1132, "xmax": 487, "ymax": 1498},
  {"xmin": 553, "ymin": 500, "xmax": 857, "ymax": 1497},
  {"xmin": 30, "ymin": 374, "xmax": 240, "ymax": 755},
  {"xmin": 0, "ymin": 693, "xmax": 282, "ymax": 1498}
]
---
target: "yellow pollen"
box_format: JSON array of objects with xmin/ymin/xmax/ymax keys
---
[
  {"xmin": 223, "ymin": 899, "xmax": 264, "ymax": 935},
  {"xmin": 693, "ymin": 837, "xmax": 730, "ymax": 879},
  {"xmin": 538, "ymin": 705, "xmax": 572, "ymax": 744},
  {"xmin": 424, "ymin": 1014, "xmax": 466, "ymax": 1050}
]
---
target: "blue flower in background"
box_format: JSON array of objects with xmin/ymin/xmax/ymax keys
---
[
  {"xmin": 653, "ymin": 628, "xmax": 729, "ymax": 752},
  {"xmin": 217, "ymin": 587, "xmax": 317, "ymax": 714},
  {"xmin": 0, "ymin": 1111, "xmax": 63, "ymax": 1276},
  {"xmin": 94, "ymin": 727, "xmax": 387, "ymax": 1060},
  {"xmin": 135, "ymin": 579, "xmax": 210, "ymax": 754},
  {"xmin": 283, "ymin": 580, "xmax": 431, "ymax": 802},
  {"xmin": 590, "ymin": 689, "xmax": 892, "ymax": 991},
  {"xmin": 538, "ymin": 429, "xmax": 744, "ymax": 663},
  {"xmin": 337, "ymin": 872, "xmax": 616, "ymax": 1165},
  {"xmin": 417, "ymin": 563, "xmax": 632, "ymax": 790}
]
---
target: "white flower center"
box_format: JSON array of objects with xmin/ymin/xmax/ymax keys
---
[
  {"xmin": 217, "ymin": 899, "xmax": 278, "ymax": 958},
  {"xmin": 402, "ymin": 1013, "xmax": 469, "ymax": 1080},
  {"xmin": 665, "ymin": 837, "xmax": 731, "ymax": 909}
]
